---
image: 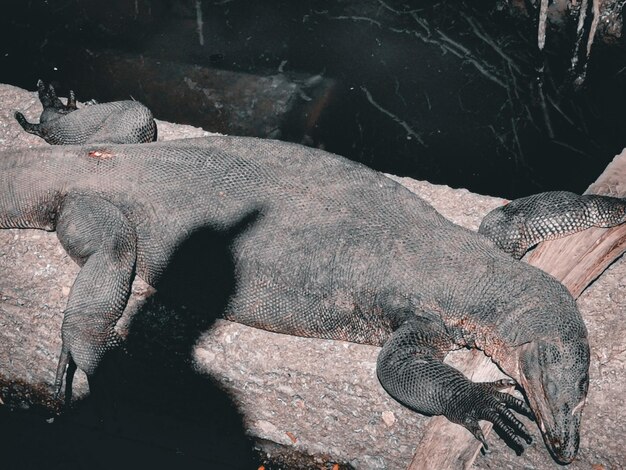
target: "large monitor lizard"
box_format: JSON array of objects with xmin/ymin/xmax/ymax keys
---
[{"xmin": 3, "ymin": 81, "xmax": 625, "ymax": 464}]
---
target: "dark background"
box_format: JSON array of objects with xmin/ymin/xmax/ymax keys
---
[{"xmin": 1, "ymin": 0, "xmax": 625, "ymax": 199}]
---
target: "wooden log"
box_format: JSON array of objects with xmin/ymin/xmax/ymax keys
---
[
  {"xmin": 525, "ymin": 152, "xmax": 626, "ymax": 296},
  {"xmin": 408, "ymin": 149, "xmax": 626, "ymax": 470},
  {"xmin": 67, "ymin": 51, "xmax": 336, "ymax": 142}
]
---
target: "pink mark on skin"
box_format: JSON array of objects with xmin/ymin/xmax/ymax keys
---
[{"xmin": 87, "ymin": 150, "xmax": 115, "ymax": 160}]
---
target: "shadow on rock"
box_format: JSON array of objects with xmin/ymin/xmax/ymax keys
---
[
  {"xmin": 1, "ymin": 211, "xmax": 263, "ymax": 470},
  {"xmin": 1, "ymin": 355, "xmax": 256, "ymax": 470}
]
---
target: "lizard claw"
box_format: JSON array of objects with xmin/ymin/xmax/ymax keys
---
[
  {"xmin": 487, "ymin": 378, "xmax": 517, "ymax": 390},
  {"xmin": 465, "ymin": 419, "xmax": 491, "ymax": 453},
  {"xmin": 66, "ymin": 89, "xmax": 78, "ymax": 110},
  {"xmin": 53, "ymin": 343, "xmax": 78, "ymax": 406},
  {"xmin": 53, "ymin": 346, "xmax": 70, "ymax": 400},
  {"xmin": 14, "ymin": 111, "xmax": 26, "ymax": 124},
  {"xmin": 446, "ymin": 379, "xmax": 534, "ymax": 454},
  {"xmin": 477, "ymin": 378, "xmax": 535, "ymax": 420}
]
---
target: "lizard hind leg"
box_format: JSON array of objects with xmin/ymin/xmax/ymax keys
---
[
  {"xmin": 54, "ymin": 193, "xmax": 137, "ymax": 402},
  {"xmin": 13, "ymin": 80, "xmax": 79, "ymax": 139}
]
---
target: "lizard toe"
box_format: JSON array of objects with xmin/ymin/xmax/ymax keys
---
[
  {"xmin": 494, "ymin": 389, "xmax": 534, "ymax": 419},
  {"xmin": 449, "ymin": 380, "xmax": 533, "ymax": 454},
  {"xmin": 463, "ymin": 418, "xmax": 491, "ymax": 453}
]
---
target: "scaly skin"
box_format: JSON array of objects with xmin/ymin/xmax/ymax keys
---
[
  {"xmin": 1, "ymin": 136, "xmax": 620, "ymax": 463},
  {"xmin": 479, "ymin": 191, "xmax": 626, "ymax": 259}
]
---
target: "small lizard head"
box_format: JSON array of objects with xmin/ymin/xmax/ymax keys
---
[{"xmin": 518, "ymin": 336, "xmax": 589, "ymax": 463}]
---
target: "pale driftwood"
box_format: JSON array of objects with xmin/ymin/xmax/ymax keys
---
[
  {"xmin": 409, "ymin": 149, "xmax": 626, "ymax": 470},
  {"xmin": 526, "ymin": 151, "xmax": 626, "ymax": 297}
]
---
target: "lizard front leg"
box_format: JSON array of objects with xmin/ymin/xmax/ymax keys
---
[
  {"xmin": 377, "ymin": 316, "xmax": 533, "ymax": 452},
  {"xmin": 54, "ymin": 194, "xmax": 137, "ymax": 399}
]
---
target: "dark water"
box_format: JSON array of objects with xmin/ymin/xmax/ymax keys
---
[{"xmin": 1, "ymin": 1, "xmax": 625, "ymax": 198}]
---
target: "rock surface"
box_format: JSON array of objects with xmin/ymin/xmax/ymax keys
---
[{"xmin": 0, "ymin": 83, "xmax": 624, "ymax": 469}]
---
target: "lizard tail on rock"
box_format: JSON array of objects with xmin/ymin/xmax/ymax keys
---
[{"xmin": 479, "ymin": 191, "xmax": 626, "ymax": 259}]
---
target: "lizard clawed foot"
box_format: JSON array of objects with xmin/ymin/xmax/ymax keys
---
[
  {"xmin": 53, "ymin": 344, "xmax": 77, "ymax": 406},
  {"xmin": 37, "ymin": 79, "xmax": 66, "ymax": 111},
  {"xmin": 53, "ymin": 326, "xmax": 126, "ymax": 406},
  {"xmin": 14, "ymin": 110, "xmax": 45, "ymax": 137},
  {"xmin": 447, "ymin": 379, "xmax": 534, "ymax": 454},
  {"xmin": 35, "ymin": 79, "xmax": 78, "ymax": 116},
  {"xmin": 15, "ymin": 80, "xmax": 79, "ymax": 137},
  {"xmin": 14, "ymin": 111, "xmax": 32, "ymax": 128}
]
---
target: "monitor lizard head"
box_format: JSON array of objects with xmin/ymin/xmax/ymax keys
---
[{"xmin": 517, "ymin": 336, "xmax": 589, "ymax": 463}]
